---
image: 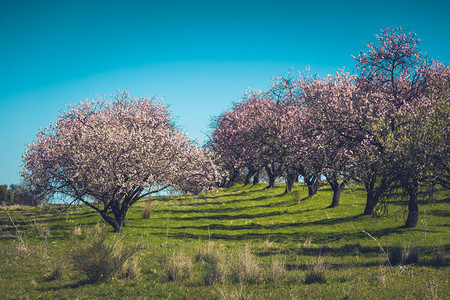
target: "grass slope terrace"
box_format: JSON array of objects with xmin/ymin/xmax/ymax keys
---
[{"xmin": 0, "ymin": 183, "xmax": 449, "ymax": 299}]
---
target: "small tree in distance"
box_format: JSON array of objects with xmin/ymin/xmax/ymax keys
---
[
  {"xmin": 0, "ymin": 185, "xmax": 14, "ymax": 206},
  {"xmin": 22, "ymin": 91, "xmax": 219, "ymax": 232}
]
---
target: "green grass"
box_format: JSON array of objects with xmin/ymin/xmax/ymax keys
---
[{"xmin": 0, "ymin": 183, "xmax": 449, "ymax": 299}]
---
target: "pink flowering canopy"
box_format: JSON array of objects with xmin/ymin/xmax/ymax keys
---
[{"xmin": 22, "ymin": 91, "xmax": 219, "ymax": 232}]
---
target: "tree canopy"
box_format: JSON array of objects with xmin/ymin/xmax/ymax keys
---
[{"xmin": 22, "ymin": 91, "xmax": 219, "ymax": 232}]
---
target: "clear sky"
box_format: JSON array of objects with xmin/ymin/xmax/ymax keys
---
[{"xmin": 1, "ymin": 0, "xmax": 449, "ymax": 186}]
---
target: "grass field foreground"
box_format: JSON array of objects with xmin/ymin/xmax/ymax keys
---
[{"xmin": 0, "ymin": 183, "xmax": 449, "ymax": 299}]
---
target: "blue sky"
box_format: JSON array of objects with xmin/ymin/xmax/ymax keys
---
[{"xmin": 1, "ymin": 0, "xmax": 449, "ymax": 185}]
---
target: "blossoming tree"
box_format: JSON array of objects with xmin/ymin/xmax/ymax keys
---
[{"xmin": 22, "ymin": 91, "xmax": 219, "ymax": 232}]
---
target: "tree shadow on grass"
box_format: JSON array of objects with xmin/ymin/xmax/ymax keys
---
[
  {"xmin": 140, "ymin": 219, "xmax": 440, "ymax": 250},
  {"xmin": 428, "ymin": 209, "xmax": 450, "ymax": 218},
  {"xmin": 37, "ymin": 279, "xmax": 98, "ymax": 292},
  {"xmin": 154, "ymin": 195, "xmax": 290, "ymax": 216}
]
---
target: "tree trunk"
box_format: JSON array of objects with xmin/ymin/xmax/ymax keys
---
[
  {"xmin": 284, "ymin": 170, "xmax": 298, "ymax": 194},
  {"xmin": 266, "ymin": 167, "xmax": 276, "ymax": 189},
  {"xmin": 244, "ymin": 173, "xmax": 252, "ymax": 186},
  {"xmin": 253, "ymin": 171, "xmax": 260, "ymax": 185},
  {"xmin": 364, "ymin": 193, "xmax": 378, "ymax": 215},
  {"xmin": 244, "ymin": 166, "xmax": 257, "ymax": 186},
  {"xmin": 329, "ymin": 187, "xmax": 341, "ymax": 208},
  {"xmin": 363, "ymin": 176, "xmax": 377, "ymax": 215},
  {"xmin": 327, "ymin": 174, "xmax": 349, "ymax": 208},
  {"xmin": 304, "ymin": 175, "xmax": 319, "ymax": 197},
  {"xmin": 404, "ymin": 180, "xmax": 419, "ymax": 228},
  {"xmin": 100, "ymin": 211, "xmax": 123, "ymax": 233},
  {"xmin": 227, "ymin": 169, "xmax": 239, "ymax": 187},
  {"xmin": 284, "ymin": 176, "xmax": 295, "ymax": 194},
  {"xmin": 363, "ymin": 176, "xmax": 389, "ymax": 215}
]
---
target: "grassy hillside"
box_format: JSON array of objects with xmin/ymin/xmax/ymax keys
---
[{"xmin": 0, "ymin": 183, "xmax": 449, "ymax": 299}]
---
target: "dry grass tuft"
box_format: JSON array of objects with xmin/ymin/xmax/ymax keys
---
[
  {"xmin": 165, "ymin": 251, "xmax": 193, "ymax": 281},
  {"xmin": 301, "ymin": 237, "xmax": 312, "ymax": 248},
  {"xmin": 120, "ymin": 256, "xmax": 141, "ymax": 280},
  {"xmin": 72, "ymin": 226, "xmax": 82, "ymax": 236},
  {"xmin": 32, "ymin": 221, "xmax": 51, "ymax": 237},
  {"xmin": 231, "ymin": 244, "xmax": 262, "ymax": 283},
  {"xmin": 45, "ymin": 261, "xmax": 65, "ymax": 281},
  {"xmin": 267, "ymin": 258, "xmax": 286, "ymax": 282},
  {"xmin": 142, "ymin": 201, "xmax": 158, "ymax": 219},
  {"xmin": 70, "ymin": 232, "xmax": 140, "ymax": 283},
  {"xmin": 304, "ymin": 256, "xmax": 327, "ymax": 284},
  {"xmin": 261, "ymin": 238, "xmax": 278, "ymax": 250},
  {"xmin": 93, "ymin": 221, "xmax": 104, "ymax": 235}
]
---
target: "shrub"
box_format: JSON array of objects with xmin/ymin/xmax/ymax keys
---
[
  {"xmin": 0, "ymin": 185, "xmax": 14, "ymax": 206},
  {"xmin": 304, "ymin": 256, "xmax": 327, "ymax": 284},
  {"xmin": 165, "ymin": 252, "xmax": 193, "ymax": 281},
  {"xmin": 142, "ymin": 201, "xmax": 158, "ymax": 219},
  {"xmin": 70, "ymin": 232, "xmax": 140, "ymax": 283},
  {"xmin": 231, "ymin": 244, "xmax": 261, "ymax": 283}
]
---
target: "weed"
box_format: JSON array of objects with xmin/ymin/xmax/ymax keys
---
[
  {"xmin": 389, "ymin": 247, "xmax": 403, "ymax": 265},
  {"xmin": 2, "ymin": 206, "xmax": 27, "ymax": 252},
  {"xmin": 45, "ymin": 261, "xmax": 65, "ymax": 281},
  {"xmin": 363, "ymin": 230, "xmax": 392, "ymax": 268},
  {"xmin": 261, "ymin": 238, "xmax": 277, "ymax": 250},
  {"xmin": 120, "ymin": 256, "xmax": 141, "ymax": 280},
  {"xmin": 304, "ymin": 256, "xmax": 327, "ymax": 284},
  {"xmin": 142, "ymin": 201, "xmax": 158, "ymax": 219},
  {"xmin": 377, "ymin": 265, "xmax": 387, "ymax": 285},
  {"xmin": 402, "ymin": 245, "xmax": 419, "ymax": 265},
  {"xmin": 231, "ymin": 244, "xmax": 262, "ymax": 283},
  {"xmin": 72, "ymin": 225, "xmax": 82, "ymax": 236},
  {"xmin": 426, "ymin": 279, "xmax": 439, "ymax": 299},
  {"xmin": 389, "ymin": 245, "xmax": 419, "ymax": 266},
  {"xmin": 203, "ymin": 250, "xmax": 227, "ymax": 285},
  {"xmin": 32, "ymin": 221, "xmax": 50, "ymax": 237},
  {"xmin": 165, "ymin": 251, "xmax": 193, "ymax": 281},
  {"xmin": 302, "ymin": 237, "xmax": 312, "ymax": 248},
  {"xmin": 267, "ymin": 258, "xmax": 286, "ymax": 282},
  {"xmin": 319, "ymin": 243, "xmax": 330, "ymax": 255},
  {"xmin": 431, "ymin": 247, "xmax": 445, "ymax": 267},
  {"xmin": 195, "ymin": 241, "xmax": 218, "ymax": 264},
  {"xmin": 93, "ymin": 220, "xmax": 104, "ymax": 235},
  {"xmin": 293, "ymin": 190, "xmax": 301, "ymax": 204}
]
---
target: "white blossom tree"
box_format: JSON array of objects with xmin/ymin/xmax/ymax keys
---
[{"xmin": 22, "ymin": 91, "xmax": 219, "ymax": 232}]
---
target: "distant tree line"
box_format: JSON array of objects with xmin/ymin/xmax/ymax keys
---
[{"xmin": 0, "ymin": 183, "xmax": 46, "ymax": 206}]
